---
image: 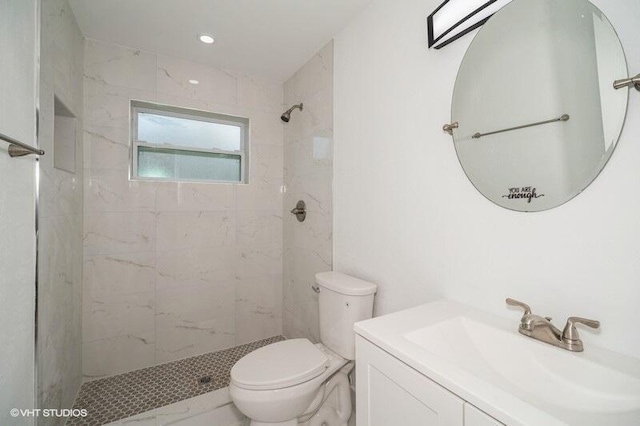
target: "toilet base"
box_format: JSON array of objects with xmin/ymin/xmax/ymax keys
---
[
  {"xmin": 300, "ymin": 405, "xmax": 348, "ymax": 426},
  {"xmin": 299, "ymin": 363, "xmax": 353, "ymax": 426}
]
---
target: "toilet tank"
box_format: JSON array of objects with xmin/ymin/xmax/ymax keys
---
[{"xmin": 316, "ymin": 272, "xmax": 377, "ymax": 360}]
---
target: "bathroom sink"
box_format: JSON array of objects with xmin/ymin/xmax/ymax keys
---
[
  {"xmin": 354, "ymin": 300, "xmax": 640, "ymax": 425},
  {"xmin": 404, "ymin": 316, "xmax": 640, "ymax": 413}
]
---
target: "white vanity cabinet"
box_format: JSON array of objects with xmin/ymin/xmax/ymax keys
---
[
  {"xmin": 356, "ymin": 336, "xmax": 503, "ymax": 426},
  {"xmin": 464, "ymin": 404, "xmax": 504, "ymax": 426}
]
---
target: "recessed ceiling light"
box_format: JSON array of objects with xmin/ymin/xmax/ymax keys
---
[
  {"xmin": 188, "ymin": 79, "xmax": 199, "ymax": 85},
  {"xmin": 198, "ymin": 34, "xmax": 215, "ymax": 44}
]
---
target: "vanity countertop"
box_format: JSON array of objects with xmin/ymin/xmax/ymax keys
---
[{"xmin": 354, "ymin": 300, "xmax": 640, "ymax": 426}]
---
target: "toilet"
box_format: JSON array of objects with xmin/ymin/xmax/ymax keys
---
[{"xmin": 229, "ymin": 271, "xmax": 377, "ymax": 426}]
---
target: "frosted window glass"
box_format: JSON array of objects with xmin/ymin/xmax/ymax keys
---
[
  {"xmin": 137, "ymin": 146, "xmax": 241, "ymax": 182},
  {"xmin": 138, "ymin": 112, "xmax": 241, "ymax": 151}
]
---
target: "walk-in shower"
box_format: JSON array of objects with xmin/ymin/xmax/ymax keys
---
[{"xmin": 1, "ymin": 0, "xmax": 335, "ymax": 423}]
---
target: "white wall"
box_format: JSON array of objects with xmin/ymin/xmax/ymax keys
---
[{"xmin": 334, "ymin": 0, "xmax": 640, "ymax": 358}]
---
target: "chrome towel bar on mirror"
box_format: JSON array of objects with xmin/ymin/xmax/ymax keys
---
[
  {"xmin": 442, "ymin": 114, "xmax": 570, "ymax": 139},
  {"xmin": 444, "ymin": 71, "xmax": 638, "ymax": 140},
  {"xmin": 0, "ymin": 130, "xmax": 44, "ymax": 157},
  {"xmin": 472, "ymin": 114, "xmax": 570, "ymax": 139}
]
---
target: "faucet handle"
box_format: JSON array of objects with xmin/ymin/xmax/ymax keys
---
[
  {"xmin": 506, "ymin": 298, "xmax": 531, "ymax": 315},
  {"xmin": 562, "ymin": 316, "xmax": 600, "ymax": 342}
]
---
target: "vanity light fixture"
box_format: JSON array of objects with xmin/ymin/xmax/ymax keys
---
[
  {"xmin": 427, "ymin": 0, "xmax": 511, "ymax": 49},
  {"xmin": 198, "ymin": 33, "xmax": 215, "ymax": 44}
]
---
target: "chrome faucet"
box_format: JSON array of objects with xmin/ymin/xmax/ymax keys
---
[{"xmin": 506, "ymin": 298, "xmax": 600, "ymax": 352}]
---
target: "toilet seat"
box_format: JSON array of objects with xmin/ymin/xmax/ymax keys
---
[{"xmin": 231, "ymin": 339, "xmax": 329, "ymax": 391}]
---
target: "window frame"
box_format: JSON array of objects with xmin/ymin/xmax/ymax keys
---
[{"xmin": 130, "ymin": 100, "xmax": 249, "ymax": 184}]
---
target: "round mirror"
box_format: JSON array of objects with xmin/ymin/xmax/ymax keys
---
[{"xmin": 452, "ymin": 0, "xmax": 628, "ymax": 212}]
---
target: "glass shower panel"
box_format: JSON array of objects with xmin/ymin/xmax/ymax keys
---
[{"xmin": 0, "ymin": 0, "xmax": 38, "ymax": 423}]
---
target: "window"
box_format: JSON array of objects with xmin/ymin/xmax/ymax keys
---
[{"xmin": 131, "ymin": 101, "xmax": 249, "ymax": 183}]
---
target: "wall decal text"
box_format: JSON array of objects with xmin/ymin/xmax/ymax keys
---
[{"xmin": 502, "ymin": 186, "xmax": 544, "ymax": 203}]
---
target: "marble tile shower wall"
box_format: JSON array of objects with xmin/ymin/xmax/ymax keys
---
[
  {"xmin": 282, "ymin": 41, "xmax": 334, "ymax": 341},
  {"xmin": 82, "ymin": 39, "xmax": 285, "ymax": 379},
  {"xmin": 38, "ymin": 0, "xmax": 85, "ymax": 420}
]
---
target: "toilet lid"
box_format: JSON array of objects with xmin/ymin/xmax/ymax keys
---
[{"xmin": 231, "ymin": 339, "xmax": 329, "ymax": 390}]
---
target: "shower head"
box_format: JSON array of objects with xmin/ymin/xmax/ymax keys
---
[{"xmin": 281, "ymin": 103, "xmax": 303, "ymax": 122}]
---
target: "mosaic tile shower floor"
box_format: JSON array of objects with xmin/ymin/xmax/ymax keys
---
[{"xmin": 67, "ymin": 336, "xmax": 285, "ymax": 426}]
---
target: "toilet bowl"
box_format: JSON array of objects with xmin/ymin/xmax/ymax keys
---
[
  {"xmin": 229, "ymin": 272, "xmax": 377, "ymax": 426},
  {"xmin": 230, "ymin": 340, "xmax": 351, "ymax": 425}
]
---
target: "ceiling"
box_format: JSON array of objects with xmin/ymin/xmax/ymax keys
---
[{"xmin": 68, "ymin": 0, "xmax": 370, "ymax": 82}]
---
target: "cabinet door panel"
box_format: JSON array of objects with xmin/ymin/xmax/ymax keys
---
[
  {"xmin": 356, "ymin": 336, "xmax": 464, "ymax": 426},
  {"xmin": 464, "ymin": 404, "xmax": 504, "ymax": 426},
  {"xmin": 369, "ymin": 365, "xmax": 441, "ymax": 425}
]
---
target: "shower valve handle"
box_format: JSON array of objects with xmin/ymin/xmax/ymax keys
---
[{"xmin": 290, "ymin": 200, "xmax": 307, "ymax": 222}]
